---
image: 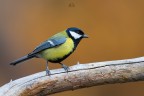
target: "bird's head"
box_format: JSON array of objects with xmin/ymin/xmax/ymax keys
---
[{"xmin": 66, "ymin": 27, "xmax": 88, "ymax": 40}]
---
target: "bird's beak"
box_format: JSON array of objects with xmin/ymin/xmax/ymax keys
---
[{"xmin": 83, "ymin": 34, "xmax": 88, "ymax": 38}]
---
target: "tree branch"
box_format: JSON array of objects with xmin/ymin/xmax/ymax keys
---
[{"xmin": 0, "ymin": 57, "xmax": 144, "ymax": 96}]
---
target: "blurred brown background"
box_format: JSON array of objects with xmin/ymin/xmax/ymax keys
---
[{"xmin": 0, "ymin": 0, "xmax": 144, "ymax": 96}]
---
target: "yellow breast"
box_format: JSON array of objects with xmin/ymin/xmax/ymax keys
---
[{"xmin": 40, "ymin": 38, "xmax": 74, "ymax": 61}]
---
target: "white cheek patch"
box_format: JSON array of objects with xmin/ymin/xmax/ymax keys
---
[{"xmin": 70, "ymin": 31, "xmax": 82, "ymax": 39}]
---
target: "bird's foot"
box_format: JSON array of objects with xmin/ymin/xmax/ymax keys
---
[
  {"xmin": 46, "ymin": 69, "xmax": 51, "ymax": 76},
  {"xmin": 62, "ymin": 64, "xmax": 70, "ymax": 73}
]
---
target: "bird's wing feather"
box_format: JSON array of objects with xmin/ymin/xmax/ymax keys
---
[{"xmin": 29, "ymin": 36, "xmax": 66, "ymax": 56}]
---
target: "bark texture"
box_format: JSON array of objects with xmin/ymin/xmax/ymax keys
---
[{"xmin": 0, "ymin": 57, "xmax": 144, "ymax": 96}]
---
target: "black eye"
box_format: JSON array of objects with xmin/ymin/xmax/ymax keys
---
[
  {"xmin": 67, "ymin": 27, "xmax": 84, "ymax": 35},
  {"xmin": 76, "ymin": 30, "xmax": 84, "ymax": 35}
]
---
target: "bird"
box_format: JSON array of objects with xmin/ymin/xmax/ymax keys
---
[{"xmin": 10, "ymin": 27, "xmax": 88, "ymax": 75}]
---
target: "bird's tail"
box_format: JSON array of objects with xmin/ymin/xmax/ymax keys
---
[{"xmin": 10, "ymin": 55, "xmax": 35, "ymax": 66}]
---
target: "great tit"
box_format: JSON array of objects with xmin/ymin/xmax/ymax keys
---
[{"xmin": 10, "ymin": 27, "xmax": 88, "ymax": 75}]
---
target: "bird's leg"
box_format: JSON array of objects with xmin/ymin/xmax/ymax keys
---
[
  {"xmin": 46, "ymin": 61, "xmax": 51, "ymax": 76},
  {"xmin": 59, "ymin": 62, "xmax": 69, "ymax": 72}
]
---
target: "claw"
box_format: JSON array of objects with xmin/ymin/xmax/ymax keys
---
[
  {"xmin": 63, "ymin": 65, "xmax": 69, "ymax": 72},
  {"xmin": 46, "ymin": 69, "xmax": 51, "ymax": 76},
  {"xmin": 60, "ymin": 63, "xmax": 69, "ymax": 72},
  {"xmin": 46, "ymin": 61, "xmax": 51, "ymax": 76}
]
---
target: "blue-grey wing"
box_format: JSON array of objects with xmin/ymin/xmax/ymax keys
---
[{"xmin": 29, "ymin": 37, "xmax": 66, "ymax": 55}]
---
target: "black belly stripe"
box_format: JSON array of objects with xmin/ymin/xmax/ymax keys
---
[
  {"xmin": 48, "ymin": 38, "xmax": 80, "ymax": 63},
  {"xmin": 48, "ymin": 50, "xmax": 74, "ymax": 63}
]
